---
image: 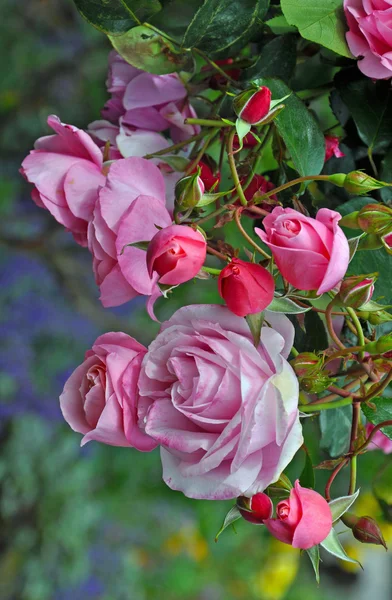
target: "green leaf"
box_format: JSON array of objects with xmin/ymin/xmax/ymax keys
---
[
  {"xmin": 303, "ymin": 311, "xmax": 328, "ymax": 352},
  {"xmin": 380, "ymin": 147, "xmax": 392, "ymax": 203},
  {"xmin": 328, "ymin": 489, "xmax": 360, "ymax": 522},
  {"xmin": 362, "ymin": 397, "xmax": 392, "ymax": 441},
  {"xmin": 335, "ymin": 75, "xmax": 392, "ymax": 154},
  {"xmin": 280, "ymin": 0, "xmax": 352, "ymax": 58},
  {"xmin": 215, "ymin": 505, "xmax": 242, "ymax": 542},
  {"xmin": 121, "ymin": 240, "xmax": 150, "ymax": 253},
  {"xmin": 359, "ymin": 300, "xmax": 392, "ymax": 312},
  {"xmin": 157, "ymin": 155, "xmax": 190, "ymax": 172},
  {"xmin": 265, "ymin": 14, "xmax": 297, "ymax": 34},
  {"xmin": 320, "ymin": 405, "xmax": 352, "ymax": 457},
  {"xmin": 246, "ymin": 311, "xmax": 265, "ymax": 347},
  {"xmin": 149, "ymin": 0, "xmax": 205, "ymax": 40},
  {"xmin": 120, "ymin": 0, "xmax": 163, "ymax": 22},
  {"xmin": 183, "ymin": 0, "xmax": 269, "ymax": 54},
  {"xmin": 306, "ymin": 545, "xmax": 320, "ymax": 583},
  {"xmin": 267, "ymin": 296, "xmax": 312, "ymax": 314},
  {"xmin": 73, "ymin": 0, "xmax": 139, "ymax": 33},
  {"xmin": 348, "ymin": 233, "xmax": 366, "ymax": 263},
  {"xmin": 320, "ymin": 528, "xmax": 362, "ymax": 567},
  {"xmin": 299, "ymin": 446, "xmax": 315, "ymax": 489},
  {"xmin": 242, "ymin": 35, "xmax": 297, "ymax": 84},
  {"xmin": 256, "ymin": 78, "xmax": 325, "ymax": 177},
  {"xmin": 235, "ymin": 118, "xmax": 252, "ymax": 151},
  {"xmin": 109, "ymin": 25, "xmax": 190, "ymax": 74}
]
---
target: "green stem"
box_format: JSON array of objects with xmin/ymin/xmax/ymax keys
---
[
  {"xmin": 202, "ymin": 266, "xmax": 221, "ymax": 275},
  {"xmin": 192, "ymin": 48, "xmax": 240, "ymax": 87},
  {"xmin": 300, "ymin": 397, "xmax": 353, "ymax": 412},
  {"xmin": 291, "ymin": 347, "xmax": 299, "ymax": 357},
  {"xmin": 256, "ymin": 174, "xmax": 334, "ymax": 203},
  {"xmin": 144, "ymin": 131, "xmax": 207, "ymax": 159},
  {"xmin": 227, "ymin": 130, "xmax": 247, "ymax": 207},
  {"xmin": 185, "ymin": 130, "xmax": 218, "ymax": 175},
  {"xmin": 185, "ymin": 118, "xmax": 229, "ymax": 128},
  {"xmin": 346, "ymin": 307, "xmax": 365, "ymax": 360},
  {"xmin": 234, "ymin": 209, "xmax": 271, "ymax": 260}
]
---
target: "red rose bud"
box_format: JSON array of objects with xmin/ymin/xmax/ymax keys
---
[
  {"xmin": 324, "ymin": 135, "xmax": 345, "ymax": 162},
  {"xmin": 233, "ymin": 86, "xmax": 272, "ymax": 125},
  {"xmin": 364, "ymin": 333, "xmax": 392, "ymax": 355},
  {"xmin": 342, "ymin": 513, "xmax": 387, "ymax": 549},
  {"xmin": 190, "ymin": 160, "xmax": 220, "ymax": 191},
  {"xmin": 357, "ymin": 203, "xmax": 392, "ymax": 234},
  {"xmin": 238, "ymin": 493, "xmax": 273, "ymax": 524},
  {"xmin": 175, "ymin": 172, "xmax": 205, "ymax": 210},
  {"xmin": 147, "ymin": 225, "xmax": 207, "ymax": 286},
  {"xmin": 218, "ymin": 258, "xmax": 275, "ymax": 317},
  {"xmin": 338, "ymin": 275, "xmax": 376, "ymax": 308},
  {"xmin": 381, "ymin": 231, "xmax": 392, "ymax": 254},
  {"xmin": 291, "ymin": 352, "xmax": 323, "ymax": 377}
]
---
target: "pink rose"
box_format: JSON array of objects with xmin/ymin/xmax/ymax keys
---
[
  {"xmin": 344, "ymin": 0, "xmax": 392, "ymax": 79},
  {"xmin": 255, "ymin": 207, "xmax": 350, "ymax": 294},
  {"xmin": 21, "ymin": 115, "xmax": 105, "ymax": 246},
  {"xmin": 264, "ymin": 480, "xmax": 332, "ymax": 549},
  {"xmin": 137, "ymin": 305, "xmax": 303, "ymax": 500},
  {"xmin": 147, "ymin": 225, "xmax": 207, "ymax": 285},
  {"xmin": 366, "ymin": 423, "xmax": 392, "ymax": 454},
  {"xmin": 88, "ymin": 157, "xmax": 172, "ymax": 309},
  {"xmin": 60, "ymin": 332, "xmax": 156, "ymax": 450}
]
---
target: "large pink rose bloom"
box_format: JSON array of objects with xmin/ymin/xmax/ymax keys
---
[
  {"xmin": 102, "ymin": 51, "xmax": 199, "ymax": 142},
  {"xmin": 256, "ymin": 207, "xmax": 349, "ymax": 294},
  {"xmin": 60, "ymin": 332, "xmax": 156, "ymax": 450},
  {"xmin": 137, "ymin": 305, "xmax": 303, "ymax": 500},
  {"xmin": 344, "ymin": 0, "xmax": 392, "ymax": 79},
  {"xmin": 21, "ymin": 115, "xmax": 105, "ymax": 246},
  {"xmin": 88, "ymin": 156, "xmax": 172, "ymax": 308},
  {"xmin": 366, "ymin": 423, "xmax": 392, "ymax": 453}
]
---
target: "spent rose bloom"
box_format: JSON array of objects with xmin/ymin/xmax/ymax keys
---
[
  {"xmin": 137, "ymin": 305, "xmax": 303, "ymax": 500},
  {"xmin": 264, "ymin": 480, "xmax": 332, "ymax": 549},
  {"xmin": 60, "ymin": 332, "xmax": 156, "ymax": 450},
  {"xmin": 255, "ymin": 207, "xmax": 350, "ymax": 294},
  {"xmin": 218, "ymin": 258, "xmax": 275, "ymax": 317},
  {"xmin": 21, "ymin": 115, "xmax": 105, "ymax": 246},
  {"xmin": 344, "ymin": 0, "xmax": 392, "ymax": 79},
  {"xmin": 147, "ymin": 225, "xmax": 207, "ymax": 285},
  {"xmin": 366, "ymin": 423, "xmax": 392, "ymax": 454},
  {"xmin": 88, "ymin": 157, "xmax": 172, "ymax": 309}
]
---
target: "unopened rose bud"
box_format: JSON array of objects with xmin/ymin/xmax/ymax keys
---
[
  {"xmin": 342, "ymin": 513, "xmax": 387, "ymax": 549},
  {"xmin": 339, "ymin": 210, "xmax": 360, "ymax": 229},
  {"xmin": 364, "ymin": 333, "xmax": 392, "ymax": 356},
  {"xmin": 175, "ymin": 172, "xmax": 205, "ymax": 210},
  {"xmin": 381, "ymin": 231, "xmax": 392, "ymax": 254},
  {"xmin": 218, "ymin": 258, "xmax": 275, "ymax": 317},
  {"xmin": 344, "ymin": 172, "xmax": 390, "ymax": 195},
  {"xmin": 324, "ymin": 135, "xmax": 345, "ymax": 162},
  {"xmin": 190, "ymin": 160, "xmax": 220, "ymax": 191},
  {"xmin": 292, "ymin": 352, "xmax": 322, "ymax": 377},
  {"xmin": 338, "ymin": 275, "xmax": 376, "ymax": 309},
  {"xmin": 233, "ymin": 86, "xmax": 271, "ymax": 125},
  {"xmin": 238, "ymin": 493, "xmax": 273, "ymax": 524},
  {"xmin": 357, "ymin": 309, "xmax": 392, "ymax": 325},
  {"xmin": 357, "ymin": 204, "xmax": 392, "ymax": 234},
  {"xmin": 300, "ymin": 374, "xmax": 334, "ymax": 394},
  {"xmin": 147, "ymin": 225, "xmax": 206, "ymax": 286}
]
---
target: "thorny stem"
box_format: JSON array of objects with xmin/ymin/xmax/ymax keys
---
[
  {"xmin": 325, "ymin": 299, "xmax": 346, "ymax": 350},
  {"xmin": 227, "ymin": 130, "xmax": 247, "ymax": 207},
  {"xmin": 206, "ymin": 245, "xmax": 229, "ymax": 262},
  {"xmin": 325, "ymin": 458, "xmax": 349, "ymax": 501},
  {"xmin": 354, "ymin": 419, "xmax": 392, "ymax": 455},
  {"xmin": 348, "ymin": 401, "xmax": 361, "ymax": 494},
  {"xmin": 234, "ymin": 209, "xmax": 271, "ymax": 260}
]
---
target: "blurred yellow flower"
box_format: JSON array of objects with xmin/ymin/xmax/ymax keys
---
[
  {"xmin": 252, "ymin": 540, "xmax": 299, "ymax": 600},
  {"xmin": 163, "ymin": 525, "xmax": 209, "ymax": 562}
]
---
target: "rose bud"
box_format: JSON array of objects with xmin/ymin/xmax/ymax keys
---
[
  {"xmin": 233, "ymin": 86, "xmax": 272, "ymax": 125},
  {"xmin": 291, "ymin": 352, "xmax": 322, "ymax": 377},
  {"xmin": 238, "ymin": 493, "xmax": 273, "ymax": 524},
  {"xmin": 381, "ymin": 231, "xmax": 392, "ymax": 254},
  {"xmin": 364, "ymin": 333, "xmax": 392, "ymax": 356},
  {"xmin": 218, "ymin": 258, "xmax": 275, "ymax": 317},
  {"xmin": 190, "ymin": 160, "xmax": 220, "ymax": 191},
  {"xmin": 147, "ymin": 225, "xmax": 207, "ymax": 286},
  {"xmin": 338, "ymin": 275, "xmax": 376, "ymax": 308},
  {"xmin": 175, "ymin": 172, "xmax": 205, "ymax": 210},
  {"xmin": 264, "ymin": 480, "xmax": 332, "ymax": 550},
  {"xmin": 342, "ymin": 513, "xmax": 387, "ymax": 549},
  {"xmin": 366, "ymin": 423, "xmax": 392, "ymax": 454},
  {"xmin": 358, "ymin": 309, "xmax": 392, "ymax": 325},
  {"xmin": 344, "ymin": 172, "xmax": 390, "ymax": 195},
  {"xmin": 357, "ymin": 203, "xmax": 392, "ymax": 234},
  {"xmin": 255, "ymin": 207, "xmax": 350, "ymax": 294},
  {"xmin": 324, "ymin": 135, "xmax": 345, "ymax": 162}
]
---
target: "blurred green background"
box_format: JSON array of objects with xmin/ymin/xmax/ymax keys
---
[{"xmin": 1, "ymin": 1, "xmax": 391, "ymax": 598}]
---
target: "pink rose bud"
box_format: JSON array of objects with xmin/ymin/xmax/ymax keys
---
[
  {"xmin": 255, "ymin": 207, "xmax": 350, "ymax": 294},
  {"xmin": 264, "ymin": 480, "xmax": 332, "ymax": 549},
  {"xmin": 366, "ymin": 423, "xmax": 392, "ymax": 454},
  {"xmin": 338, "ymin": 275, "xmax": 376, "ymax": 308},
  {"xmin": 324, "ymin": 135, "xmax": 345, "ymax": 162},
  {"xmin": 233, "ymin": 86, "xmax": 272, "ymax": 125},
  {"xmin": 342, "ymin": 512, "xmax": 387, "ymax": 549},
  {"xmin": 147, "ymin": 225, "xmax": 207, "ymax": 286},
  {"xmin": 238, "ymin": 493, "xmax": 273, "ymax": 524},
  {"xmin": 218, "ymin": 258, "xmax": 275, "ymax": 317},
  {"xmin": 190, "ymin": 160, "xmax": 220, "ymax": 191},
  {"xmin": 175, "ymin": 172, "xmax": 205, "ymax": 209},
  {"xmin": 291, "ymin": 352, "xmax": 323, "ymax": 377},
  {"xmin": 357, "ymin": 204, "xmax": 392, "ymax": 234}
]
